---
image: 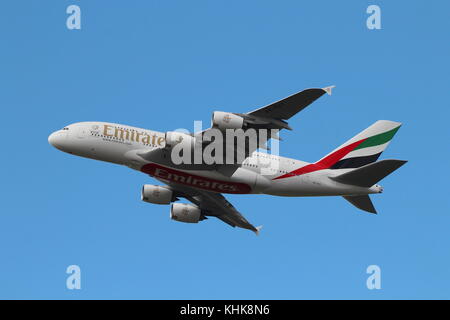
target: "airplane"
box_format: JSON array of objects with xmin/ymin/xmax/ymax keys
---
[{"xmin": 48, "ymin": 86, "xmax": 407, "ymax": 235}]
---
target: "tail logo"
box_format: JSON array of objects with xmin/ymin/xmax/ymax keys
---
[{"xmin": 274, "ymin": 124, "xmax": 401, "ymax": 180}]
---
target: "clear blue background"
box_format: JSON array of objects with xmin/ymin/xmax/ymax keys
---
[{"xmin": 1, "ymin": 1, "xmax": 449, "ymax": 299}]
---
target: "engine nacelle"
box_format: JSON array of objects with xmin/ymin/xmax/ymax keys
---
[
  {"xmin": 212, "ymin": 111, "xmax": 244, "ymax": 130},
  {"xmin": 141, "ymin": 185, "xmax": 173, "ymax": 205},
  {"xmin": 165, "ymin": 131, "xmax": 195, "ymax": 149},
  {"xmin": 170, "ymin": 203, "xmax": 201, "ymax": 223}
]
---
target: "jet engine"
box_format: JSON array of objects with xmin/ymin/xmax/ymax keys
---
[
  {"xmin": 212, "ymin": 111, "xmax": 244, "ymax": 130},
  {"xmin": 165, "ymin": 131, "xmax": 196, "ymax": 149},
  {"xmin": 141, "ymin": 185, "xmax": 173, "ymax": 205},
  {"xmin": 170, "ymin": 203, "xmax": 201, "ymax": 223}
]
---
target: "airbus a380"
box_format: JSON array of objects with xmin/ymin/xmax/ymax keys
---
[{"xmin": 48, "ymin": 86, "xmax": 406, "ymax": 234}]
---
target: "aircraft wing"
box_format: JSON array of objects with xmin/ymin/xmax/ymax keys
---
[
  {"xmin": 162, "ymin": 181, "xmax": 261, "ymax": 234},
  {"xmin": 245, "ymin": 86, "xmax": 334, "ymax": 121},
  {"xmin": 194, "ymin": 86, "xmax": 334, "ymax": 162}
]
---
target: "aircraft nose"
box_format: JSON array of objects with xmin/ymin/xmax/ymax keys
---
[{"xmin": 48, "ymin": 131, "xmax": 66, "ymax": 149}]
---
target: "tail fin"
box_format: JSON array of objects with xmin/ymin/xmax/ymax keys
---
[
  {"xmin": 316, "ymin": 120, "xmax": 402, "ymax": 169},
  {"xmin": 331, "ymin": 159, "xmax": 407, "ymax": 187},
  {"xmin": 343, "ymin": 195, "xmax": 377, "ymax": 214}
]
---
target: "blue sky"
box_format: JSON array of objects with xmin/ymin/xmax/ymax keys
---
[{"xmin": 0, "ymin": 1, "xmax": 449, "ymax": 299}]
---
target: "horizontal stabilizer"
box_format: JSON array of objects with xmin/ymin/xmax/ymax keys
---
[
  {"xmin": 343, "ymin": 195, "xmax": 377, "ymax": 214},
  {"xmin": 331, "ymin": 159, "xmax": 407, "ymax": 187}
]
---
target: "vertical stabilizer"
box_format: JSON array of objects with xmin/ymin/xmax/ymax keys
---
[{"xmin": 318, "ymin": 120, "xmax": 402, "ymax": 169}]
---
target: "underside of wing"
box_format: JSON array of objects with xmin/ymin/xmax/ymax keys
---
[
  {"xmin": 246, "ymin": 86, "xmax": 334, "ymax": 121},
  {"xmin": 162, "ymin": 181, "xmax": 261, "ymax": 234},
  {"xmin": 200, "ymin": 86, "xmax": 334, "ymax": 161}
]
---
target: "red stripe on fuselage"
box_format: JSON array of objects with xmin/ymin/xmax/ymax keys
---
[
  {"xmin": 273, "ymin": 138, "xmax": 366, "ymax": 180},
  {"xmin": 141, "ymin": 163, "xmax": 252, "ymax": 194}
]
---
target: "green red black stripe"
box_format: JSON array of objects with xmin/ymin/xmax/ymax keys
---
[
  {"xmin": 273, "ymin": 139, "xmax": 366, "ymax": 180},
  {"xmin": 273, "ymin": 125, "xmax": 401, "ymax": 180}
]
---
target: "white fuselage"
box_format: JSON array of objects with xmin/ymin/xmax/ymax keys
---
[{"xmin": 48, "ymin": 122, "xmax": 381, "ymax": 197}]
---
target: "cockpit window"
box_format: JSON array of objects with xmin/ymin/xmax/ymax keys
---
[{"xmin": 62, "ymin": 127, "xmax": 69, "ymax": 130}]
